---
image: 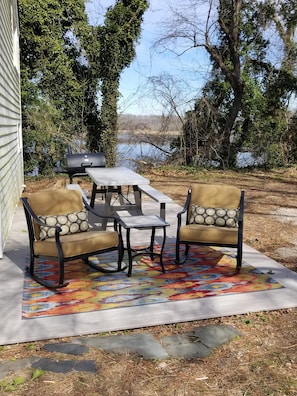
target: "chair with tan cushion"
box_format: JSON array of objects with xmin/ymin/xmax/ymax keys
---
[
  {"xmin": 21, "ymin": 189, "xmax": 124, "ymax": 289},
  {"xmin": 176, "ymin": 184, "xmax": 244, "ymax": 270}
]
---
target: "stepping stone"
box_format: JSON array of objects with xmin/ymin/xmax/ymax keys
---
[
  {"xmin": 0, "ymin": 358, "xmax": 38, "ymax": 379},
  {"xmin": 44, "ymin": 343, "xmax": 89, "ymax": 356},
  {"xmin": 31, "ymin": 358, "xmax": 97, "ymax": 374},
  {"xmin": 190, "ymin": 324, "xmax": 241, "ymax": 349},
  {"xmin": 161, "ymin": 334, "xmax": 211, "ymax": 358},
  {"xmin": 79, "ymin": 333, "xmax": 169, "ymax": 360},
  {"xmin": 161, "ymin": 324, "xmax": 241, "ymax": 358}
]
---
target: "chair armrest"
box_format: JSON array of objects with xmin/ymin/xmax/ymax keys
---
[
  {"xmin": 177, "ymin": 206, "xmax": 188, "ymax": 217},
  {"xmin": 177, "ymin": 189, "xmax": 192, "ymax": 228},
  {"xmin": 82, "ymin": 196, "xmax": 116, "ymax": 221},
  {"xmin": 177, "ymin": 189, "xmax": 192, "ymax": 216},
  {"xmin": 177, "ymin": 208, "xmax": 186, "ymax": 229},
  {"xmin": 237, "ymin": 190, "xmax": 245, "ymax": 225}
]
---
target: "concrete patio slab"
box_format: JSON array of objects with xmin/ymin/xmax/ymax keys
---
[{"xmin": 1, "ymin": 198, "xmax": 297, "ymax": 346}]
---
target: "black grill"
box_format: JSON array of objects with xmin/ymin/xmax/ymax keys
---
[{"xmin": 54, "ymin": 152, "xmax": 106, "ymax": 183}]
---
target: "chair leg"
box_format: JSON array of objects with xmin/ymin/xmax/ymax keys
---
[
  {"xmin": 58, "ymin": 256, "xmax": 65, "ymax": 285},
  {"xmin": 29, "ymin": 254, "xmax": 68, "ymax": 289},
  {"xmin": 180, "ymin": 243, "xmax": 190, "ymax": 264},
  {"xmin": 236, "ymin": 244, "xmax": 242, "ymax": 271},
  {"xmin": 150, "ymin": 227, "xmax": 156, "ymax": 261},
  {"xmin": 29, "ymin": 252, "xmax": 35, "ymax": 277},
  {"xmin": 176, "ymin": 242, "xmax": 190, "ymax": 264},
  {"xmin": 118, "ymin": 238, "xmax": 124, "ymax": 271},
  {"xmin": 175, "ymin": 239, "xmax": 180, "ymax": 264},
  {"xmin": 185, "ymin": 243, "xmax": 190, "ymax": 257}
]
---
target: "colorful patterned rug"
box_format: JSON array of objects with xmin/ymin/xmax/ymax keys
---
[{"xmin": 22, "ymin": 244, "xmax": 283, "ymax": 319}]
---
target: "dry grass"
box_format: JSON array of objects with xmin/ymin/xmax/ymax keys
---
[{"xmin": 4, "ymin": 166, "xmax": 297, "ymax": 395}]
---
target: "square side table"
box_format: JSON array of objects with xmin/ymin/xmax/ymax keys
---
[{"xmin": 117, "ymin": 215, "xmax": 170, "ymax": 277}]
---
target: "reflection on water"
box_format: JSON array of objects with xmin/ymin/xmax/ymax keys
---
[
  {"xmin": 117, "ymin": 141, "xmax": 263, "ymax": 170},
  {"xmin": 30, "ymin": 133, "xmax": 263, "ymax": 175},
  {"xmin": 116, "ymin": 141, "xmax": 171, "ymax": 169}
]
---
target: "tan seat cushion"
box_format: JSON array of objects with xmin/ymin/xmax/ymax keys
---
[
  {"xmin": 34, "ymin": 230, "xmax": 119, "ymax": 258},
  {"xmin": 179, "ymin": 224, "xmax": 238, "ymax": 245}
]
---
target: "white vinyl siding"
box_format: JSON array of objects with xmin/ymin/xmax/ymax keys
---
[{"xmin": 0, "ymin": 0, "xmax": 23, "ymax": 258}]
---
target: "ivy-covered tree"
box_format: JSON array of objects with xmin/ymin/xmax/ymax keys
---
[
  {"xmin": 19, "ymin": 0, "xmax": 94, "ymax": 174},
  {"xmin": 87, "ymin": 0, "xmax": 149, "ymax": 166},
  {"xmin": 19, "ymin": 0, "xmax": 149, "ymax": 172}
]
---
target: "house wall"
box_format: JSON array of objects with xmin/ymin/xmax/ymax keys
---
[{"xmin": 0, "ymin": 0, "xmax": 23, "ymax": 258}]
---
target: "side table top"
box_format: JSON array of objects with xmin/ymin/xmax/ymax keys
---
[{"xmin": 118, "ymin": 215, "xmax": 170, "ymax": 229}]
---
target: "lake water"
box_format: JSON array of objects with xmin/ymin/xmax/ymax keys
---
[
  {"xmin": 29, "ymin": 137, "xmax": 262, "ymax": 176},
  {"xmin": 116, "ymin": 141, "xmax": 169, "ymax": 169},
  {"xmin": 117, "ymin": 141, "xmax": 262, "ymax": 169}
]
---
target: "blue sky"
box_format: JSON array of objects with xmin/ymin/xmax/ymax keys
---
[{"xmin": 85, "ymin": 0, "xmax": 209, "ymax": 115}]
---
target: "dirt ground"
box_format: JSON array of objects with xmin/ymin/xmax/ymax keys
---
[{"xmin": 2, "ymin": 166, "xmax": 297, "ymax": 395}]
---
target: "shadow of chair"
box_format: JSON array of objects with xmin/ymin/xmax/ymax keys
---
[
  {"xmin": 21, "ymin": 189, "xmax": 125, "ymax": 289},
  {"xmin": 176, "ymin": 184, "xmax": 244, "ymax": 271}
]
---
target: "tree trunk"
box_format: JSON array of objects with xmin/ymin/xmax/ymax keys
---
[{"xmin": 100, "ymin": 78, "xmax": 119, "ymax": 167}]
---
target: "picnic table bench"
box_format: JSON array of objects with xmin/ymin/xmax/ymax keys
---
[
  {"xmin": 67, "ymin": 181, "xmax": 173, "ymax": 221},
  {"xmin": 66, "ymin": 183, "xmax": 89, "ymax": 202},
  {"xmin": 138, "ymin": 184, "xmax": 173, "ymax": 220}
]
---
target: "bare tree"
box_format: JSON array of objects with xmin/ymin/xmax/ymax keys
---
[{"xmin": 155, "ymin": 0, "xmax": 247, "ymax": 166}]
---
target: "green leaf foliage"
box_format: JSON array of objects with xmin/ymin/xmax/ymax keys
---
[
  {"xmin": 19, "ymin": 0, "xmax": 98, "ymax": 174},
  {"xmin": 31, "ymin": 368, "xmax": 45, "ymax": 381}
]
